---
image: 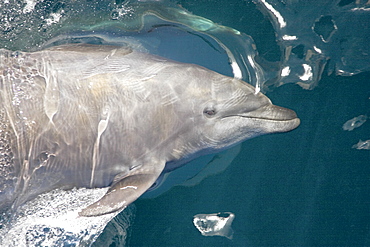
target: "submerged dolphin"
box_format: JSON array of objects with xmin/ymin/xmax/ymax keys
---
[{"xmin": 0, "ymin": 44, "xmax": 299, "ymax": 216}]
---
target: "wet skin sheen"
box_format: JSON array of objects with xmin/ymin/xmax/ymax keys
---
[{"xmin": 0, "ymin": 44, "xmax": 300, "ymax": 216}]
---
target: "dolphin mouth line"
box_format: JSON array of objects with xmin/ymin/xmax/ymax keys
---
[
  {"xmin": 222, "ymin": 104, "xmax": 300, "ymax": 132},
  {"xmin": 225, "ymin": 115, "xmax": 299, "ymax": 122},
  {"xmin": 225, "ymin": 115, "xmax": 301, "ymax": 132},
  {"xmin": 239, "ymin": 116, "xmax": 299, "ymax": 121},
  {"xmin": 239, "ymin": 104, "xmax": 299, "ymax": 122}
]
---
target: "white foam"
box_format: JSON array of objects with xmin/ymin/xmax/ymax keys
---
[
  {"xmin": 0, "ymin": 187, "xmax": 133, "ymax": 246},
  {"xmin": 193, "ymin": 212, "xmax": 235, "ymax": 239}
]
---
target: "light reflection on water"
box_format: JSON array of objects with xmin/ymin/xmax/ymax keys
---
[{"xmin": 0, "ymin": 0, "xmax": 369, "ymax": 246}]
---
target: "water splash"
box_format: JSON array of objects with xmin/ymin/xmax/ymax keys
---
[
  {"xmin": 193, "ymin": 212, "xmax": 235, "ymax": 239},
  {"xmin": 0, "ymin": 187, "xmax": 135, "ymax": 246},
  {"xmin": 352, "ymin": 139, "xmax": 370, "ymax": 150},
  {"xmin": 342, "ymin": 115, "xmax": 367, "ymax": 131}
]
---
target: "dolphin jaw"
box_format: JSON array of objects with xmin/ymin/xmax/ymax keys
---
[
  {"xmin": 241, "ymin": 104, "xmax": 298, "ymax": 120},
  {"xmin": 222, "ymin": 104, "xmax": 300, "ymax": 132}
]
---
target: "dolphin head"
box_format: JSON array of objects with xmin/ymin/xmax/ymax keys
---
[{"xmin": 181, "ymin": 69, "xmax": 300, "ymax": 153}]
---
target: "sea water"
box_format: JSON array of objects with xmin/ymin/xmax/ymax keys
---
[{"xmin": 1, "ymin": 0, "xmax": 369, "ymax": 246}]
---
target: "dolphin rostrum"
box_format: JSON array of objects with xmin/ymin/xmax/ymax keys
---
[{"xmin": 0, "ymin": 44, "xmax": 300, "ymax": 216}]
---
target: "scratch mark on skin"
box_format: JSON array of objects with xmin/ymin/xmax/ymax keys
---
[{"xmin": 90, "ymin": 108, "xmax": 111, "ymax": 187}]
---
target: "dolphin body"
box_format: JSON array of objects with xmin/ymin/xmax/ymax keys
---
[{"xmin": 0, "ymin": 44, "xmax": 299, "ymax": 216}]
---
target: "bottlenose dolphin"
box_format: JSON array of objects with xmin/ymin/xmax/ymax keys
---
[{"xmin": 0, "ymin": 44, "xmax": 299, "ymax": 216}]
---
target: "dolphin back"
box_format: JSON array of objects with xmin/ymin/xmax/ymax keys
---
[
  {"xmin": 0, "ymin": 44, "xmax": 136, "ymax": 211},
  {"xmin": 0, "ymin": 44, "xmax": 178, "ymax": 214},
  {"xmin": 0, "ymin": 44, "xmax": 299, "ymax": 216}
]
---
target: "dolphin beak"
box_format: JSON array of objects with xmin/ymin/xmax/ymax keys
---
[
  {"xmin": 245, "ymin": 104, "xmax": 297, "ymax": 121},
  {"xmin": 242, "ymin": 104, "xmax": 300, "ymax": 132}
]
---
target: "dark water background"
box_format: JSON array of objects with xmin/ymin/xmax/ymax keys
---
[
  {"xmin": 123, "ymin": 1, "xmax": 370, "ymax": 246},
  {"xmin": 127, "ymin": 71, "xmax": 370, "ymax": 246},
  {"xmin": 1, "ymin": 0, "xmax": 369, "ymax": 246}
]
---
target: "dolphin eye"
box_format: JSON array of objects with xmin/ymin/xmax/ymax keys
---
[{"xmin": 203, "ymin": 108, "xmax": 216, "ymax": 117}]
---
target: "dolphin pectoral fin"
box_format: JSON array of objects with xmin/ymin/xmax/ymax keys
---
[{"xmin": 79, "ymin": 161, "xmax": 165, "ymax": 217}]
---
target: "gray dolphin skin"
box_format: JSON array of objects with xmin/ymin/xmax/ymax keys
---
[{"xmin": 0, "ymin": 44, "xmax": 300, "ymax": 216}]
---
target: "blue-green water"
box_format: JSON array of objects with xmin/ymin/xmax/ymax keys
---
[
  {"xmin": 1, "ymin": 0, "xmax": 369, "ymax": 246},
  {"xmin": 123, "ymin": 1, "xmax": 370, "ymax": 246},
  {"xmin": 127, "ymin": 71, "xmax": 370, "ymax": 246}
]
